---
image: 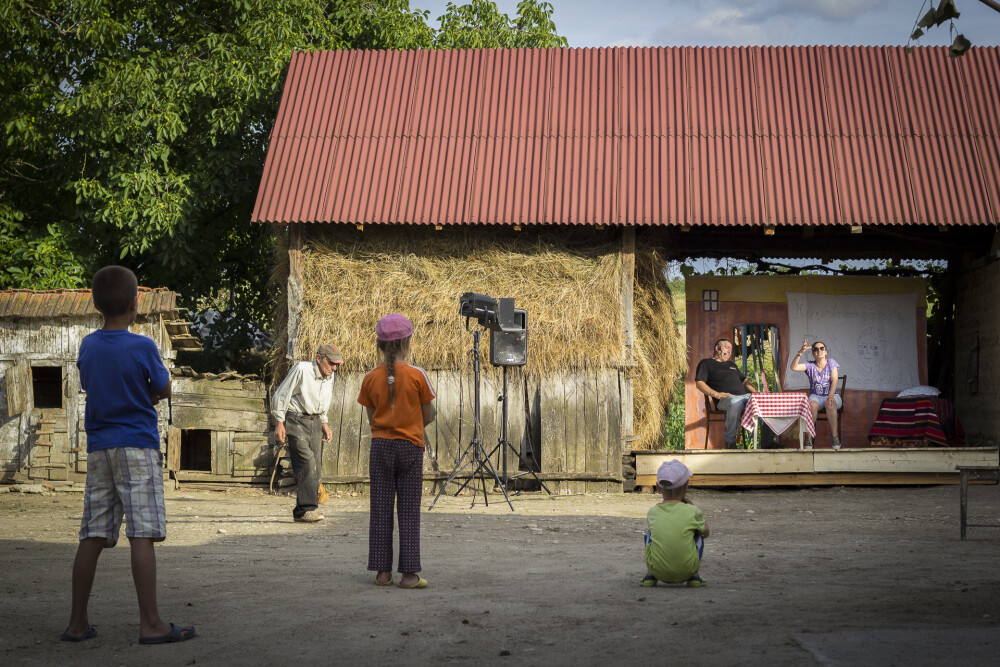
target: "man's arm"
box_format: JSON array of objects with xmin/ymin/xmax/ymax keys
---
[
  {"xmin": 696, "ymin": 380, "xmax": 730, "ymax": 401},
  {"xmin": 271, "ymin": 364, "xmax": 304, "ymax": 444},
  {"xmin": 743, "ymin": 378, "xmax": 757, "ymax": 394}
]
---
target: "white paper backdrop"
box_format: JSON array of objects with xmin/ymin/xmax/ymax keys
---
[{"xmin": 783, "ymin": 292, "xmax": 920, "ymax": 392}]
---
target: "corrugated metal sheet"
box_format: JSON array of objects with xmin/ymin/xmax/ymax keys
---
[
  {"xmin": 252, "ymin": 46, "xmax": 1000, "ymax": 228},
  {"xmin": 0, "ymin": 288, "xmax": 177, "ymax": 319}
]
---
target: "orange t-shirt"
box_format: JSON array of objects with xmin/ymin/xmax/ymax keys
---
[{"xmin": 357, "ymin": 362, "xmax": 436, "ymax": 448}]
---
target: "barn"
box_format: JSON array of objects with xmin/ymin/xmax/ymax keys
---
[{"xmin": 252, "ymin": 46, "xmax": 1000, "ymax": 490}]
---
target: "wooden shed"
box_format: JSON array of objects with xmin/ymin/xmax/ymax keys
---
[
  {"xmin": 165, "ymin": 368, "xmax": 274, "ymax": 484},
  {"xmin": 0, "ymin": 288, "xmax": 200, "ymax": 483}
]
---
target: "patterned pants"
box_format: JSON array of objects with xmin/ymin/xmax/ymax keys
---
[{"xmin": 368, "ymin": 438, "xmax": 424, "ymax": 573}]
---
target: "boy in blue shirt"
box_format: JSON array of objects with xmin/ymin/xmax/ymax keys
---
[
  {"xmin": 640, "ymin": 459, "xmax": 710, "ymax": 587},
  {"xmin": 62, "ymin": 266, "xmax": 195, "ymax": 644}
]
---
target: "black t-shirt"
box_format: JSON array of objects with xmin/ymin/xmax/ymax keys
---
[{"xmin": 695, "ymin": 358, "xmax": 747, "ymax": 395}]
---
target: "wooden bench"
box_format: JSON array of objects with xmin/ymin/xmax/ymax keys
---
[{"xmin": 957, "ymin": 465, "xmax": 1000, "ymax": 540}]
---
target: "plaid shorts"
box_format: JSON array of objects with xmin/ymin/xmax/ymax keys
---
[{"xmin": 80, "ymin": 447, "xmax": 166, "ymax": 547}]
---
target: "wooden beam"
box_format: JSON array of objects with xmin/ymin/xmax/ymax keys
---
[
  {"xmin": 620, "ymin": 227, "xmax": 635, "ymax": 442},
  {"xmin": 287, "ymin": 224, "xmax": 304, "ymax": 360},
  {"xmin": 637, "ymin": 472, "xmax": 970, "ymax": 487},
  {"xmin": 636, "ymin": 447, "xmax": 999, "ymax": 476}
]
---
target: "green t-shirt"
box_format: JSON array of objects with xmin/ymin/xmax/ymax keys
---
[{"xmin": 644, "ymin": 501, "xmax": 705, "ymax": 583}]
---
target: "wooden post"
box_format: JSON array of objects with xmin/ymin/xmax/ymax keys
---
[
  {"xmin": 287, "ymin": 224, "xmax": 304, "ymax": 361},
  {"xmin": 620, "ymin": 226, "xmax": 635, "ymax": 443}
]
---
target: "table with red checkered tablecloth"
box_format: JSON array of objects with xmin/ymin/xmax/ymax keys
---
[{"xmin": 740, "ymin": 393, "xmax": 816, "ymax": 449}]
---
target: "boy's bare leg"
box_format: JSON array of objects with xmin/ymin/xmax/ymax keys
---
[
  {"xmin": 129, "ymin": 537, "xmax": 174, "ymax": 638},
  {"xmin": 66, "ymin": 537, "xmax": 105, "ymax": 637}
]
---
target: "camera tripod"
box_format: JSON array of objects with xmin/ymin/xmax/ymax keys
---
[
  {"xmin": 427, "ymin": 329, "xmax": 552, "ymax": 512},
  {"xmin": 485, "ymin": 365, "xmax": 551, "ymax": 495}
]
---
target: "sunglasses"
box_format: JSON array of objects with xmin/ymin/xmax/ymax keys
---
[{"xmin": 812, "ymin": 346, "xmax": 826, "ymax": 351}]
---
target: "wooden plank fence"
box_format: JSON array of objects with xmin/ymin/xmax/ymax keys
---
[{"xmin": 324, "ymin": 369, "xmax": 624, "ymax": 491}]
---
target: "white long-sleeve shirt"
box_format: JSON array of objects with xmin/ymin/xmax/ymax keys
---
[{"xmin": 271, "ymin": 361, "xmax": 334, "ymax": 424}]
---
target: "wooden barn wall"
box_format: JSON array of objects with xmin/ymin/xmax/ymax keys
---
[
  {"xmin": 685, "ymin": 289, "xmax": 927, "ymax": 450},
  {"xmin": 322, "ymin": 369, "xmax": 623, "ymax": 489},
  {"xmin": 0, "ymin": 317, "xmax": 170, "ymax": 482},
  {"xmin": 954, "ymin": 255, "xmax": 1000, "ymax": 445}
]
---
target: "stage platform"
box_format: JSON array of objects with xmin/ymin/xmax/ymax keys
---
[{"xmin": 635, "ymin": 447, "xmax": 1000, "ymax": 487}]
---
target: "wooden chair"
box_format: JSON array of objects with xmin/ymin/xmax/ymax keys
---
[
  {"xmin": 703, "ymin": 394, "xmax": 728, "ymax": 448},
  {"xmin": 814, "ymin": 374, "xmax": 847, "ymax": 442}
]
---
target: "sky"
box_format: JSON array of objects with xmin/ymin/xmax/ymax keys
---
[{"xmin": 414, "ymin": 0, "xmax": 1000, "ymax": 49}]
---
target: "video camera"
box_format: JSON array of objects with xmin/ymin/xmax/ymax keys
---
[{"xmin": 459, "ymin": 292, "xmax": 527, "ymax": 366}]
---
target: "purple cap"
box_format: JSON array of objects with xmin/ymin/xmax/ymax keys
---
[
  {"xmin": 376, "ymin": 314, "xmax": 413, "ymax": 342},
  {"xmin": 656, "ymin": 459, "xmax": 691, "ymax": 489}
]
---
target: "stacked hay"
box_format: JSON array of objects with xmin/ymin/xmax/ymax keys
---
[{"xmin": 270, "ymin": 226, "xmax": 683, "ymax": 449}]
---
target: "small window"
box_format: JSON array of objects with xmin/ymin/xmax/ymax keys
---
[
  {"xmin": 180, "ymin": 429, "xmax": 212, "ymax": 471},
  {"xmin": 31, "ymin": 366, "xmax": 63, "ymax": 409},
  {"xmin": 702, "ymin": 289, "xmax": 719, "ymax": 312}
]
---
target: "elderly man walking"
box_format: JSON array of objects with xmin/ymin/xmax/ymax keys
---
[{"xmin": 272, "ymin": 344, "xmax": 343, "ymax": 522}]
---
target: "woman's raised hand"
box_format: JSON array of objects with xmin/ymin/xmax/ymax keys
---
[{"xmin": 799, "ymin": 338, "xmax": 810, "ymax": 354}]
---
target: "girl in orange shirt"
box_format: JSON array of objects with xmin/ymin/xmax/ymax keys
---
[{"xmin": 358, "ymin": 314, "xmax": 436, "ymax": 588}]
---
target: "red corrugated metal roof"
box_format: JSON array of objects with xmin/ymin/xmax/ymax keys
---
[
  {"xmin": 252, "ymin": 46, "xmax": 1000, "ymax": 227},
  {"xmin": 0, "ymin": 288, "xmax": 177, "ymax": 319}
]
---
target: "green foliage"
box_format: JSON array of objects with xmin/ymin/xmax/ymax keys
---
[
  {"xmin": 662, "ymin": 375, "xmax": 686, "ymax": 450},
  {"xmin": 0, "ymin": 0, "xmax": 566, "ymax": 372},
  {"xmin": 0, "ymin": 217, "xmax": 87, "ymax": 289},
  {"xmin": 433, "ymin": 1, "xmax": 566, "ymax": 48}
]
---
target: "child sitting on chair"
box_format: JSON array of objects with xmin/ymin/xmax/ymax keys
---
[{"xmin": 640, "ymin": 460, "xmax": 710, "ymax": 587}]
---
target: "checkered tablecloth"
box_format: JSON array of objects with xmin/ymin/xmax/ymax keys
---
[{"xmin": 740, "ymin": 393, "xmax": 816, "ymax": 437}]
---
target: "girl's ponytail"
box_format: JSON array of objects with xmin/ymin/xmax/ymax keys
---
[
  {"xmin": 386, "ymin": 343, "xmax": 397, "ymax": 405},
  {"xmin": 375, "ymin": 314, "xmax": 414, "ymax": 408},
  {"xmin": 377, "ymin": 337, "xmax": 406, "ymax": 406}
]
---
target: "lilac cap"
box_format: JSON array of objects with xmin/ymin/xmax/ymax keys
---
[
  {"xmin": 376, "ymin": 314, "xmax": 413, "ymax": 342},
  {"xmin": 656, "ymin": 459, "xmax": 691, "ymax": 489}
]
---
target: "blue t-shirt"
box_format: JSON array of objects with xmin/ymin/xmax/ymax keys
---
[{"xmin": 77, "ymin": 329, "xmax": 170, "ymax": 451}]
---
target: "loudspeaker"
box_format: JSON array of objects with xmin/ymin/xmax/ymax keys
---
[{"xmin": 490, "ymin": 308, "xmax": 527, "ymax": 366}]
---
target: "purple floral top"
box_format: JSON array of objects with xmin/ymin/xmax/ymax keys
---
[{"xmin": 804, "ymin": 359, "xmax": 839, "ymax": 396}]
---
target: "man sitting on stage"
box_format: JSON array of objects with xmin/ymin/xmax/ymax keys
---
[{"xmin": 695, "ymin": 338, "xmax": 757, "ymax": 448}]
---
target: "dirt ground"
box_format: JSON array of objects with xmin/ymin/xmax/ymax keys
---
[{"xmin": 1, "ymin": 482, "xmax": 998, "ymax": 666}]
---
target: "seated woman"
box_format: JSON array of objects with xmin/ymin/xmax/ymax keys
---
[{"xmin": 790, "ymin": 338, "xmax": 842, "ymax": 449}]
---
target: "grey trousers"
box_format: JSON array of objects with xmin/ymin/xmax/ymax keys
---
[{"xmin": 285, "ymin": 412, "xmax": 323, "ymax": 518}]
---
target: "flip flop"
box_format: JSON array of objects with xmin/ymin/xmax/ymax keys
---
[
  {"xmin": 375, "ymin": 575, "xmax": 393, "ymax": 586},
  {"xmin": 60, "ymin": 625, "xmax": 98, "ymax": 642},
  {"xmin": 139, "ymin": 623, "xmax": 196, "ymax": 645},
  {"xmin": 639, "ymin": 575, "xmax": 658, "ymax": 587},
  {"xmin": 397, "ymin": 576, "xmax": 428, "ymax": 589}
]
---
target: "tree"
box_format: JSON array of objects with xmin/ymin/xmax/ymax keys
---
[
  {"xmin": 432, "ymin": 1, "xmax": 567, "ymax": 48},
  {"xmin": 0, "ymin": 0, "xmax": 566, "ymax": 370}
]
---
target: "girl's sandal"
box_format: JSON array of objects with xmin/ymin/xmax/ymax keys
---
[
  {"xmin": 639, "ymin": 575, "xmax": 658, "ymax": 587},
  {"xmin": 375, "ymin": 574, "xmax": 393, "ymax": 586},
  {"xmin": 398, "ymin": 576, "xmax": 428, "ymax": 589}
]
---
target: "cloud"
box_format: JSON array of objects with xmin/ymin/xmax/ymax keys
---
[
  {"xmin": 735, "ymin": 0, "xmax": 890, "ymax": 23},
  {"xmin": 691, "ymin": 7, "xmax": 768, "ymax": 44}
]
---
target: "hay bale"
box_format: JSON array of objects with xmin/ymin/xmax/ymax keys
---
[{"xmin": 269, "ymin": 226, "xmax": 683, "ymax": 449}]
